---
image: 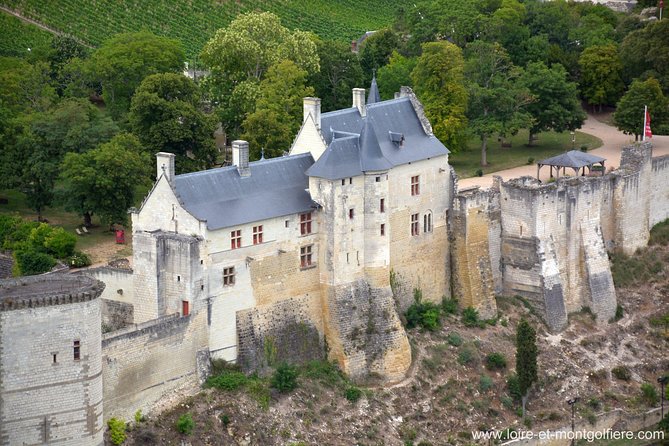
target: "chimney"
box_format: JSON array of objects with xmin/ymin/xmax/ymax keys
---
[
  {"xmin": 303, "ymin": 97, "xmax": 321, "ymax": 130},
  {"xmin": 352, "ymin": 88, "xmax": 366, "ymax": 116},
  {"xmin": 156, "ymin": 152, "xmax": 175, "ymax": 181},
  {"xmin": 232, "ymin": 140, "xmax": 250, "ymax": 177}
]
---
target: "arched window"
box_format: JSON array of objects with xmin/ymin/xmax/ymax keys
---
[{"xmin": 423, "ymin": 211, "xmax": 433, "ymax": 233}]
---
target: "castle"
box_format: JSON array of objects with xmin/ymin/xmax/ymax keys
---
[{"xmin": 1, "ymin": 81, "xmax": 668, "ymax": 445}]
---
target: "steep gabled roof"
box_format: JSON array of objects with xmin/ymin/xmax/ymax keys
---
[
  {"xmin": 174, "ymin": 153, "xmax": 316, "ymax": 230},
  {"xmin": 367, "ymin": 75, "xmax": 381, "ymax": 104}
]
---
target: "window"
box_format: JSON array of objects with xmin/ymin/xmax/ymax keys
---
[
  {"xmin": 177, "ymin": 275, "xmax": 180, "ymax": 282},
  {"xmin": 380, "ymin": 224, "xmax": 385, "ymax": 236},
  {"xmin": 300, "ymin": 245, "xmax": 313, "ymax": 268},
  {"xmin": 411, "ymin": 175, "xmax": 420, "ymax": 196},
  {"xmin": 341, "ymin": 179, "xmax": 346, "ymax": 186},
  {"xmin": 349, "ymin": 178, "xmax": 353, "ymax": 185},
  {"xmin": 349, "ymin": 208, "xmax": 354, "ymax": 219},
  {"xmin": 300, "ymin": 212, "xmax": 312, "ymax": 235},
  {"xmin": 253, "ymin": 225, "xmax": 263, "ymax": 245},
  {"xmin": 53, "ymin": 353, "xmax": 57, "ymax": 364},
  {"xmin": 424, "ymin": 212, "xmax": 432, "ymax": 233},
  {"xmin": 285, "ymin": 220, "xmax": 289, "ymax": 228},
  {"xmin": 182, "ymin": 301, "xmax": 189, "ymax": 317},
  {"xmin": 380, "ymin": 198, "xmax": 385, "ymax": 213},
  {"xmin": 231, "ymin": 230, "xmax": 242, "ymax": 249},
  {"xmin": 73, "ymin": 341, "xmax": 80, "ymax": 361},
  {"xmin": 411, "ymin": 213, "xmax": 419, "ymax": 236},
  {"xmin": 223, "ymin": 267, "xmax": 235, "ymax": 286},
  {"xmin": 375, "ymin": 176, "xmax": 380, "ymax": 182}
]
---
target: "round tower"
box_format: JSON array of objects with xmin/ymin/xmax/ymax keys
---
[{"xmin": 0, "ymin": 274, "xmax": 105, "ymax": 446}]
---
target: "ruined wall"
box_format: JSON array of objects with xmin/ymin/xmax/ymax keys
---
[
  {"xmin": 101, "ymin": 311, "xmax": 209, "ymax": 421},
  {"xmin": 649, "ymin": 154, "xmax": 669, "ymax": 228},
  {"xmin": 100, "ymin": 299, "xmax": 134, "ymax": 332},
  {"xmin": 236, "ymin": 295, "xmax": 323, "ymax": 371},
  {"xmin": 0, "ymin": 275, "xmax": 104, "ymax": 446},
  {"xmin": 450, "ymin": 185, "xmax": 500, "ymax": 319},
  {"xmin": 79, "ymin": 266, "xmax": 133, "ymax": 305}
]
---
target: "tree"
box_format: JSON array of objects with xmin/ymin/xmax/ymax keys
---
[
  {"xmin": 516, "ymin": 318, "xmax": 538, "ymax": 418},
  {"xmin": 613, "ymin": 78, "xmax": 669, "ymax": 140},
  {"xmin": 0, "ymin": 57, "xmax": 56, "ymax": 114},
  {"xmin": 59, "ymin": 133, "xmax": 150, "ymax": 227},
  {"xmin": 465, "ymin": 41, "xmax": 533, "ymax": 166},
  {"xmin": 200, "ymin": 12, "xmax": 319, "ymax": 139},
  {"xmin": 411, "ymin": 41, "xmax": 468, "ymax": 152},
  {"xmin": 578, "ymin": 44, "xmax": 624, "ymax": 111},
  {"xmin": 358, "ymin": 29, "xmax": 402, "ymax": 80},
  {"xmin": 519, "ymin": 61, "xmax": 586, "ymax": 145},
  {"xmin": 569, "ymin": 13, "xmax": 615, "ymax": 49},
  {"xmin": 129, "ymin": 73, "xmax": 217, "ymax": 173},
  {"xmin": 377, "ymin": 51, "xmax": 417, "ymax": 100},
  {"xmin": 309, "ymin": 39, "xmax": 364, "ymax": 111},
  {"xmin": 88, "ymin": 31, "xmax": 185, "ymax": 119},
  {"xmin": 242, "ymin": 60, "xmax": 315, "ymax": 159},
  {"xmin": 620, "ymin": 20, "xmax": 669, "ymax": 93}
]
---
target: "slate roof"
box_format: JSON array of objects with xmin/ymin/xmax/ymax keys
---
[
  {"xmin": 367, "ymin": 76, "xmax": 381, "ymax": 104},
  {"xmin": 307, "ymin": 97, "xmax": 449, "ymax": 180},
  {"xmin": 538, "ymin": 150, "xmax": 606, "ymax": 169},
  {"xmin": 173, "ymin": 153, "xmax": 316, "ymax": 230}
]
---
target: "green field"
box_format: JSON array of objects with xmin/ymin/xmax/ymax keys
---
[
  {"xmin": 1, "ymin": 0, "xmax": 409, "ymax": 58},
  {"xmin": 0, "ymin": 12, "xmax": 53, "ymax": 57},
  {"xmin": 450, "ymin": 130, "xmax": 603, "ymax": 179}
]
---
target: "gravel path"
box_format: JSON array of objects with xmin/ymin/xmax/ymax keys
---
[{"xmin": 458, "ymin": 114, "xmax": 669, "ymax": 189}]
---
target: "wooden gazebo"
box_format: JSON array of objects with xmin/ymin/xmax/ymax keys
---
[{"xmin": 537, "ymin": 150, "xmax": 606, "ymax": 180}]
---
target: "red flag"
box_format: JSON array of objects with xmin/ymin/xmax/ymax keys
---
[{"xmin": 645, "ymin": 109, "xmax": 653, "ymax": 139}]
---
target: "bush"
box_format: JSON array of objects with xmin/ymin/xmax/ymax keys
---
[
  {"xmin": 176, "ymin": 413, "xmax": 194, "ymax": 435},
  {"xmin": 480, "ymin": 375, "xmax": 494, "ymax": 392},
  {"xmin": 271, "ymin": 363, "xmax": 298, "ymax": 393},
  {"xmin": 485, "ymin": 352, "xmax": 507, "ymax": 370},
  {"xmin": 506, "ymin": 374, "xmax": 522, "ymax": 402},
  {"xmin": 611, "ymin": 366, "xmax": 632, "ymax": 381},
  {"xmin": 134, "ymin": 410, "xmax": 143, "ymax": 424},
  {"xmin": 446, "ymin": 332, "xmax": 463, "ymax": 347},
  {"xmin": 527, "ymin": 157, "xmax": 534, "ymax": 165},
  {"xmin": 476, "ymin": 169, "xmax": 483, "ymax": 177},
  {"xmin": 462, "ymin": 307, "xmax": 480, "ymax": 327},
  {"xmin": 68, "ymin": 251, "xmax": 92, "ymax": 268},
  {"xmin": 641, "ymin": 383, "xmax": 659, "ymax": 406},
  {"xmin": 457, "ymin": 347, "xmax": 475, "ymax": 365},
  {"xmin": 345, "ymin": 386, "xmax": 363, "ymax": 403},
  {"xmin": 0, "ymin": 214, "xmax": 23, "ymax": 246},
  {"xmin": 441, "ymin": 296, "xmax": 458, "ymax": 315},
  {"xmin": 405, "ymin": 289, "xmax": 441, "ymax": 331},
  {"xmin": 301, "ymin": 360, "xmax": 346, "ymax": 387},
  {"xmin": 43, "ymin": 227, "xmax": 76, "ymax": 258},
  {"xmin": 613, "ymin": 304, "xmax": 624, "ymax": 322},
  {"xmin": 107, "ymin": 417, "xmax": 127, "ymax": 445},
  {"xmin": 13, "ymin": 249, "xmax": 56, "ymax": 276},
  {"xmin": 205, "ymin": 370, "xmax": 248, "ymax": 390}
]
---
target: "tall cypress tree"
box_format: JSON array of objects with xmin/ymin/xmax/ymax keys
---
[{"xmin": 516, "ymin": 318, "xmax": 538, "ymax": 418}]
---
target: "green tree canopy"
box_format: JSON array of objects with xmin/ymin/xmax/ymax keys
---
[
  {"xmin": 411, "ymin": 41, "xmax": 468, "ymax": 152},
  {"xmin": 59, "ymin": 133, "xmax": 150, "ymax": 227},
  {"xmin": 0, "ymin": 57, "xmax": 56, "ymax": 114},
  {"xmin": 613, "ymin": 78, "xmax": 669, "ymax": 139},
  {"xmin": 578, "ymin": 44, "xmax": 624, "ymax": 111},
  {"xmin": 377, "ymin": 51, "xmax": 417, "ymax": 101},
  {"xmin": 516, "ymin": 318, "xmax": 538, "ymax": 418},
  {"xmin": 620, "ymin": 20, "xmax": 669, "ymax": 93},
  {"xmin": 309, "ymin": 39, "xmax": 364, "ymax": 111},
  {"xmin": 358, "ymin": 28, "xmax": 402, "ymax": 80},
  {"xmin": 465, "ymin": 41, "xmax": 533, "ymax": 166},
  {"xmin": 519, "ymin": 61, "xmax": 586, "ymax": 144},
  {"xmin": 88, "ymin": 31, "xmax": 185, "ymax": 119},
  {"xmin": 241, "ymin": 60, "xmax": 315, "ymax": 159},
  {"xmin": 129, "ymin": 73, "xmax": 217, "ymax": 173}
]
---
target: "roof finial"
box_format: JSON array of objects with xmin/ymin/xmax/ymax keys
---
[
  {"xmin": 260, "ymin": 148, "xmax": 265, "ymax": 160},
  {"xmin": 367, "ymin": 71, "xmax": 381, "ymax": 104}
]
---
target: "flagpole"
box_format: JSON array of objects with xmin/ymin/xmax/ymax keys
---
[{"xmin": 643, "ymin": 105, "xmax": 647, "ymax": 141}]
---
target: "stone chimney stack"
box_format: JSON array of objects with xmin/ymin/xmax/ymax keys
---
[
  {"xmin": 156, "ymin": 152, "xmax": 175, "ymax": 181},
  {"xmin": 352, "ymin": 88, "xmax": 366, "ymax": 116},
  {"xmin": 232, "ymin": 140, "xmax": 251, "ymax": 177},
  {"xmin": 303, "ymin": 97, "xmax": 321, "ymax": 130}
]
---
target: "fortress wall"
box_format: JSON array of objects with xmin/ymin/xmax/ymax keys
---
[
  {"xmin": 101, "ymin": 311, "xmax": 208, "ymax": 422},
  {"xmin": 450, "ymin": 186, "xmax": 499, "ymax": 318},
  {"xmin": 649, "ymin": 154, "xmax": 669, "ymax": 227},
  {"xmin": 79, "ymin": 267, "xmax": 134, "ymax": 305}
]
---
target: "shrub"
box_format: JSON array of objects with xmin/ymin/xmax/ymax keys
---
[
  {"xmin": 43, "ymin": 227, "xmax": 76, "ymax": 258},
  {"xmin": 462, "ymin": 307, "xmax": 480, "ymax": 327},
  {"xmin": 485, "ymin": 352, "xmax": 507, "ymax": 370},
  {"xmin": 220, "ymin": 414, "xmax": 230, "ymax": 426},
  {"xmin": 480, "ymin": 375, "xmax": 494, "ymax": 392},
  {"xmin": 611, "ymin": 366, "xmax": 631, "ymax": 381},
  {"xmin": 441, "ymin": 296, "xmax": 458, "ymax": 315},
  {"xmin": 246, "ymin": 377, "xmax": 271, "ymax": 410},
  {"xmin": 68, "ymin": 251, "xmax": 92, "ymax": 268},
  {"xmin": 405, "ymin": 289, "xmax": 441, "ymax": 331},
  {"xmin": 176, "ymin": 413, "xmax": 194, "ymax": 435},
  {"xmin": 650, "ymin": 219, "xmax": 669, "ymax": 246},
  {"xmin": 13, "ymin": 249, "xmax": 56, "ymax": 276},
  {"xmin": 205, "ymin": 370, "xmax": 247, "ymax": 390},
  {"xmin": 0, "ymin": 214, "xmax": 23, "ymax": 245},
  {"xmin": 580, "ymin": 144, "xmax": 588, "ymax": 152},
  {"xmin": 271, "ymin": 363, "xmax": 298, "ymax": 393},
  {"xmin": 345, "ymin": 386, "xmax": 363, "ymax": 403},
  {"xmin": 134, "ymin": 409, "xmax": 143, "ymax": 423},
  {"xmin": 457, "ymin": 347, "xmax": 474, "ymax": 365},
  {"xmin": 446, "ymin": 332, "xmax": 463, "ymax": 347},
  {"xmin": 641, "ymin": 383, "xmax": 659, "ymax": 406},
  {"xmin": 527, "ymin": 157, "xmax": 534, "ymax": 165},
  {"xmin": 506, "ymin": 374, "xmax": 522, "ymax": 402},
  {"xmin": 301, "ymin": 360, "xmax": 346, "ymax": 387},
  {"xmin": 476, "ymin": 169, "xmax": 483, "ymax": 177},
  {"xmin": 107, "ymin": 417, "xmax": 127, "ymax": 445},
  {"xmin": 614, "ymin": 304, "xmax": 624, "ymax": 321}
]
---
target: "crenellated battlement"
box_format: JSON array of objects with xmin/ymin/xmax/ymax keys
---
[{"xmin": 0, "ymin": 274, "xmax": 104, "ymax": 311}]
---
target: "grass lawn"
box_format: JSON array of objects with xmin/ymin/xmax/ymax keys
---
[
  {"xmin": 450, "ymin": 129, "xmax": 603, "ymax": 179},
  {"xmin": 0, "ymin": 188, "xmax": 131, "ymax": 263}
]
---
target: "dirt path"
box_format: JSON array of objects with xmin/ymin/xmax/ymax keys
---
[
  {"xmin": 0, "ymin": 5, "xmax": 94, "ymax": 48},
  {"xmin": 459, "ymin": 114, "xmax": 669, "ymax": 189}
]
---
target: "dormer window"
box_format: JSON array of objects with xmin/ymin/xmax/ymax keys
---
[{"xmin": 389, "ymin": 131, "xmax": 404, "ymax": 147}]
